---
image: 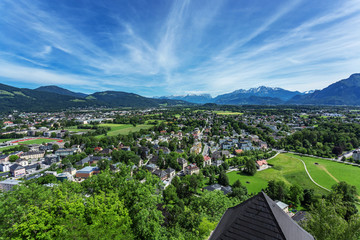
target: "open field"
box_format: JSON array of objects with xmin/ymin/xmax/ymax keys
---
[
  {"xmin": 96, "ymin": 123, "xmax": 153, "ymax": 137},
  {"xmin": 0, "ymin": 145, "xmax": 18, "ymax": 152},
  {"xmin": 288, "ymin": 153, "xmax": 360, "ymax": 193},
  {"xmin": 214, "ymin": 111, "xmax": 243, "ymax": 115},
  {"xmin": 227, "ymin": 154, "xmax": 330, "ymax": 195},
  {"xmin": 227, "ymin": 153, "xmax": 360, "ymax": 197},
  {"xmin": 227, "ymin": 171, "xmax": 268, "ymax": 193},
  {"xmin": 64, "ymin": 127, "xmax": 93, "ymax": 132}
]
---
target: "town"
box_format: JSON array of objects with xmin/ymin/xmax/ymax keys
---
[{"xmin": 1, "ymin": 106, "xmax": 360, "ymax": 239}]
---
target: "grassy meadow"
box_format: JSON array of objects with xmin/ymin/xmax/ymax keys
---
[
  {"xmin": 226, "ymin": 153, "xmax": 360, "ymax": 196},
  {"xmin": 96, "ymin": 123, "xmax": 153, "ymax": 138},
  {"xmin": 214, "ymin": 111, "xmax": 243, "ymax": 115}
]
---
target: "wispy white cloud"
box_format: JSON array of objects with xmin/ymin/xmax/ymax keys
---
[{"xmin": 0, "ymin": 0, "xmax": 359, "ymax": 96}]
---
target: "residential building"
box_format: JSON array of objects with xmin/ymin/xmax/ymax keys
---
[
  {"xmin": 275, "ymin": 200, "xmax": 289, "ymax": 213},
  {"xmin": 157, "ymin": 146, "xmax": 170, "ymax": 154},
  {"xmin": 44, "ymin": 154, "xmax": 60, "ymax": 165},
  {"xmin": 165, "ymin": 167, "xmax": 175, "ymax": 178},
  {"xmin": 75, "ymin": 166, "xmax": 100, "ymax": 178},
  {"xmin": 203, "ymin": 184, "xmax": 232, "ymax": 195},
  {"xmin": 100, "ymin": 148, "xmax": 113, "ymax": 155},
  {"xmin": 10, "ymin": 164, "xmax": 26, "ymax": 178},
  {"xmin": 55, "ymin": 149, "xmax": 76, "ymax": 157},
  {"xmin": 190, "ymin": 142, "xmax": 202, "ymax": 155},
  {"xmin": 203, "ymin": 155, "xmax": 212, "ymax": 167},
  {"xmin": 0, "ymin": 162, "xmax": 11, "ymax": 172},
  {"xmin": 56, "ymin": 172, "xmax": 75, "ymax": 182},
  {"xmin": 0, "ymin": 155, "xmax": 9, "ymax": 163},
  {"xmin": 185, "ymin": 163, "xmax": 200, "ymax": 175},
  {"xmin": 212, "ymin": 160, "xmax": 224, "ymax": 167},
  {"xmin": 234, "ymin": 149, "xmax": 243, "ymax": 155},
  {"xmin": 259, "ymin": 141, "xmax": 268, "ymax": 149},
  {"xmin": 20, "ymin": 151, "xmax": 45, "ymax": 160},
  {"xmin": 63, "ymin": 167, "xmax": 77, "ymax": 176},
  {"xmin": 121, "ymin": 146, "xmax": 131, "ymax": 151},
  {"xmin": 153, "ymin": 169, "xmax": 168, "ymax": 181},
  {"xmin": 177, "ymin": 157, "xmax": 188, "ymax": 170},
  {"xmin": 353, "ymin": 150, "xmax": 360, "ymax": 161},
  {"xmin": 16, "ymin": 159, "xmax": 29, "ymax": 167},
  {"xmin": 110, "ymin": 162, "xmax": 124, "ymax": 172},
  {"xmin": 145, "ymin": 163, "xmax": 158, "ymax": 173},
  {"xmin": 0, "ymin": 179, "xmax": 22, "ymax": 192},
  {"xmin": 256, "ymin": 160, "xmax": 269, "ymax": 170}
]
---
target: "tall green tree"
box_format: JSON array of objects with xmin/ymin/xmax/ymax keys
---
[
  {"xmin": 289, "ymin": 184, "xmax": 304, "ymax": 206},
  {"xmin": 218, "ymin": 171, "xmax": 230, "ymax": 186},
  {"xmin": 243, "ymin": 159, "xmax": 257, "ymax": 176}
]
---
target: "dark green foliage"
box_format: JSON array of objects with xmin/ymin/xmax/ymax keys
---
[
  {"xmin": 265, "ymin": 180, "xmax": 289, "ymax": 202},
  {"xmin": 230, "ymin": 180, "xmax": 248, "ymax": 201},
  {"xmin": 289, "ymin": 184, "xmax": 304, "ymax": 206},
  {"xmin": 97, "ymin": 159, "xmax": 110, "ymax": 171},
  {"xmin": 301, "ymin": 189, "xmax": 315, "ymax": 207},
  {"xmin": 218, "ymin": 171, "xmax": 230, "ymax": 186},
  {"xmin": 276, "ymin": 122, "xmax": 360, "ymax": 158},
  {"xmin": 243, "ymin": 158, "xmax": 257, "ymax": 176}
]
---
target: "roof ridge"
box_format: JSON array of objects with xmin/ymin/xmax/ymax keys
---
[{"xmin": 261, "ymin": 192, "xmax": 287, "ymax": 239}]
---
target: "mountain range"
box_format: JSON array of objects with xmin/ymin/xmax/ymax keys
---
[
  {"xmin": 288, "ymin": 73, "xmax": 360, "ymax": 105},
  {"xmin": 35, "ymin": 86, "xmax": 88, "ymax": 99},
  {"xmin": 159, "ymin": 74, "xmax": 360, "ymax": 105},
  {"xmin": 0, "ymin": 73, "xmax": 359, "ymax": 111},
  {"xmin": 157, "ymin": 86, "xmax": 306, "ymax": 105},
  {"xmin": 0, "ymin": 84, "xmax": 190, "ymax": 112}
]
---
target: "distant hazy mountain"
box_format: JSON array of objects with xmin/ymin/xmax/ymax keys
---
[
  {"xmin": 158, "ymin": 94, "xmax": 214, "ymax": 104},
  {"xmin": 214, "ymin": 86, "xmax": 303, "ymax": 105},
  {"xmin": 0, "ymin": 84, "xmax": 190, "ymax": 112},
  {"xmin": 159, "ymin": 87, "xmax": 304, "ymax": 105},
  {"xmin": 209, "ymin": 86, "xmax": 305, "ymax": 105},
  {"xmin": 35, "ymin": 85, "xmax": 88, "ymax": 98},
  {"xmin": 88, "ymin": 91, "xmax": 189, "ymax": 108},
  {"xmin": 288, "ymin": 73, "xmax": 360, "ymax": 105}
]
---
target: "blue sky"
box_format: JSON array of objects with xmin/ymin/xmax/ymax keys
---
[{"xmin": 1, "ymin": 0, "xmax": 360, "ymax": 97}]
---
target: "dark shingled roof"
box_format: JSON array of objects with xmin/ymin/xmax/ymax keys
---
[{"xmin": 209, "ymin": 192, "xmax": 314, "ymax": 240}]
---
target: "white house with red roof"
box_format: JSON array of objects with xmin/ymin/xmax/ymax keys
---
[
  {"xmin": 256, "ymin": 160, "xmax": 269, "ymax": 170},
  {"xmin": 203, "ymin": 155, "xmax": 212, "ymax": 167}
]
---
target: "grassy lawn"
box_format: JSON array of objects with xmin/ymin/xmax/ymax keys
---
[
  {"xmin": 287, "ymin": 153, "xmax": 360, "ymax": 192},
  {"xmin": 64, "ymin": 127, "xmax": 93, "ymax": 132},
  {"xmin": 96, "ymin": 124, "xmax": 153, "ymax": 137},
  {"xmin": 214, "ymin": 111, "xmax": 243, "ymax": 115},
  {"xmin": 0, "ymin": 145, "xmax": 18, "ymax": 152},
  {"xmin": 227, "ymin": 153, "xmax": 330, "ymax": 196},
  {"xmin": 227, "ymin": 171, "xmax": 268, "ymax": 193},
  {"xmin": 0, "ymin": 139, "xmax": 15, "ymax": 143}
]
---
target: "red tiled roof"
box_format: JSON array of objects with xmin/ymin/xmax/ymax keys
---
[
  {"xmin": 256, "ymin": 160, "xmax": 268, "ymax": 166},
  {"xmin": 235, "ymin": 149, "xmax": 243, "ymax": 154},
  {"xmin": 204, "ymin": 155, "xmax": 211, "ymax": 161}
]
